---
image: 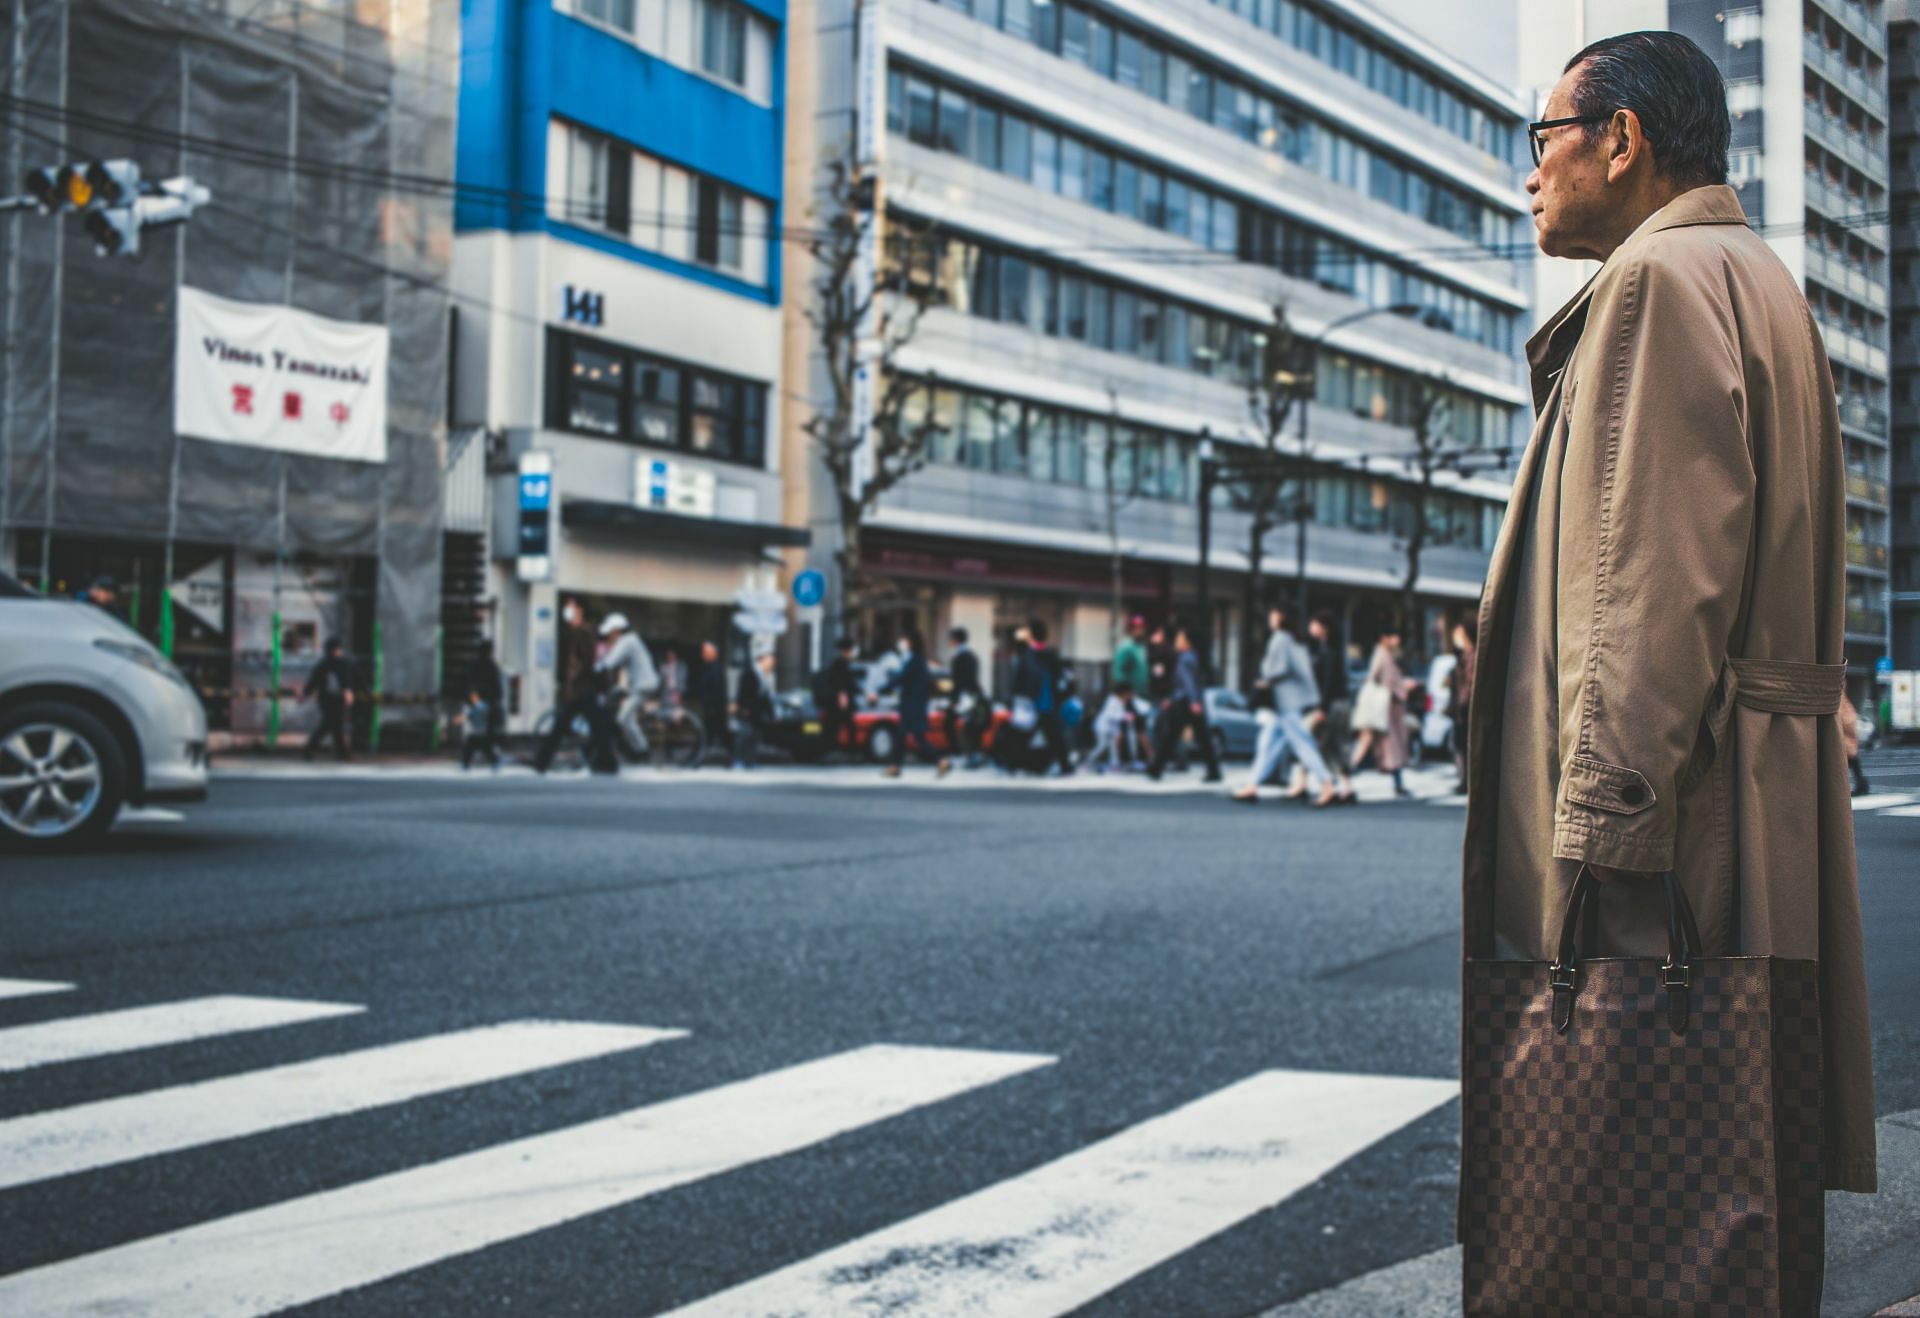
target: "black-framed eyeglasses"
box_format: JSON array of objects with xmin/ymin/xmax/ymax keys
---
[{"xmin": 1528, "ymin": 115, "xmax": 1612, "ymax": 166}]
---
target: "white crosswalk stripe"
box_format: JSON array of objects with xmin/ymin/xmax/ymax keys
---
[
  {"xmin": 667, "ymin": 1068, "xmax": 1457, "ymax": 1317},
  {"xmin": 0, "ymin": 985, "xmax": 1470, "ymax": 1315},
  {"xmin": 0, "ymin": 1043, "xmax": 1055, "ymax": 1317},
  {"xmin": 1851, "ymin": 792, "xmax": 1916, "ymax": 812},
  {"xmin": 0, "ymin": 1020, "xmax": 685, "ymax": 1190},
  {"xmin": 0, "ymin": 977, "xmax": 74, "ymax": 1000},
  {"xmin": 0, "ymin": 995, "xmax": 362, "ymax": 1073}
]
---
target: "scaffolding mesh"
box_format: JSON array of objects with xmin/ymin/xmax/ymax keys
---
[{"xmin": 0, "ymin": 0, "xmax": 457, "ymax": 737}]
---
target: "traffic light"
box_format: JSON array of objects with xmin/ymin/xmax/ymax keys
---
[
  {"xmin": 84, "ymin": 204, "xmax": 140, "ymax": 257},
  {"xmin": 83, "ymin": 160, "xmax": 140, "ymax": 208},
  {"xmin": 23, "ymin": 162, "xmax": 99, "ymax": 213}
]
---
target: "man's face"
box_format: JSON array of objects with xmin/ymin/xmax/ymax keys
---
[
  {"xmin": 1527, "ymin": 67, "xmax": 1618, "ymax": 261},
  {"xmin": 701, "ymin": 642, "xmax": 718, "ymax": 662}
]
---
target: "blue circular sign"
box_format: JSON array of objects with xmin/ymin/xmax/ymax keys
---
[{"xmin": 792, "ymin": 569, "xmax": 827, "ymax": 608}]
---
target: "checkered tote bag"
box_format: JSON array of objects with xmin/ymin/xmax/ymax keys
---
[{"xmin": 1461, "ymin": 867, "xmax": 1825, "ymax": 1316}]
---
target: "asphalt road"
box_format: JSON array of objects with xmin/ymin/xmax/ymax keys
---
[{"xmin": 1, "ymin": 753, "xmax": 1916, "ymax": 1316}]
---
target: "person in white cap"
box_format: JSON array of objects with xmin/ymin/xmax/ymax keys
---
[{"xmin": 596, "ymin": 612, "xmax": 660, "ymax": 761}]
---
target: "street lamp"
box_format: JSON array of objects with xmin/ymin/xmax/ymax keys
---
[{"xmin": 1284, "ymin": 301, "xmax": 1431, "ymax": 620}]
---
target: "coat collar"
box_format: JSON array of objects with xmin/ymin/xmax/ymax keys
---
[{"xmin": 1523, "ymin": 186, "xmax": 1748, "ymax": 409}]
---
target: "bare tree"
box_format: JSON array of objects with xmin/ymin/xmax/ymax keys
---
[
  {"xmin": 1238, "ymin": 303, "xmax": 1302, "ymax": 680},
  {"xmin": 1393, "ymin": 378, "xmax": 1451, "ymax": 665},
  {"xmin": 801, "ymin": 154, "xmax": 945, "ymax": 634}
]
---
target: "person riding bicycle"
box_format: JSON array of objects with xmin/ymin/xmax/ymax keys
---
[{"xmin": 596, "ymin": 613, "xmax": 660, "ymax": 760}]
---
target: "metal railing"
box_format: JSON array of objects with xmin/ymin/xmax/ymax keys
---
[
  {"xmin": 1805, "ymin": 105, "xmax": 1888, "ymax": 183},
  {"xmin": 1838, "ymin": 396, "xmax": 1889, "ymax": 436},
  {"xmin": 1847, "ymin": 539, "xmax": 1889, "ymax": 569},
  {"xmin": 1804, "ymin": 246, "xmax": 1888, "ymax": 311},
  {"xmin": 1846, "ymin": 469, "xmax": 1889, "ymax": 504},
  {"xmin": 1809, "ymin": 0, "xmax": 1888, "ymax": 59},
  {"xmin": 1803, "ymin": 34, "xmax": 1887, "ymax": 117}
]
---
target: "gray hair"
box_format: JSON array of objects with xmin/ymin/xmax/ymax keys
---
[{"xmin": 1564, "ymin": 31, "xmax": 1729, "ymax": 189}]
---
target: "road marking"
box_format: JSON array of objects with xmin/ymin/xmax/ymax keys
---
[
  {"xmin": 667, "ymin": 1068, "xmax": 1457, "ymax": 1318},
  {"xmin": 0, "ymin": 1043, "xmax": 1054, "ymax": 1317},
  {"xmin": 0, "ymin": 996, "xmax": 362, "ymax": 1073},
  {"xmin": 1851, "ymin": 793, "xmax": 1916, "ymax": 812},
  {"xmin": 0, "ymin": 1020, "xmax": 687, "ymax": 1190},
  {"xmin": 0, "ymin": 978, "xmax": 74, "ymax": 1001},
  {"xmin": 1877, "ymin": 805, "xmax": 1920, "ymax": 818},
  {"xmin": 117, "ymin": 806, "xmax": 186, "ymax": 823}
]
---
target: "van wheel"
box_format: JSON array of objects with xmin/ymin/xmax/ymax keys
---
[{"xmin": 0, "ymin": 701, "xmax": 128, "ymax": 849}]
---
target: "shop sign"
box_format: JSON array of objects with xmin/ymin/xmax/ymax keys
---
[
  {"xmin": 635, "ymin": 456, "xmax": 715, "ymax": 518},
  {"xmin": 167, "ymin": 558, "xmax": 226, "ymax": 633},
  {"xmin": 174, "ymin": 286, "xmax": 388, "ymax": 463}
]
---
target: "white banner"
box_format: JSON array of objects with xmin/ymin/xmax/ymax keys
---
[{"xmin": 174, "ymin": 286, "xmax": 389, "ymax": 463}]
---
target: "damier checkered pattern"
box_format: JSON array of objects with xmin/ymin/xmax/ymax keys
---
[{"xmin": 1462, "ymin": 956, "xmax": 1824, "ymax": 1316}]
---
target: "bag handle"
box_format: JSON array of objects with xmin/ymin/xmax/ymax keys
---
[{"xmin": 1549, "ymin": 865, "xmax": 1700, "ymax": 1035}]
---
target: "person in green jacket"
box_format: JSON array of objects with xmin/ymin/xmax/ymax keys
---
[{"xmin": 1111, "ymin": 614, "xmax": 1150, "ymax": 696}]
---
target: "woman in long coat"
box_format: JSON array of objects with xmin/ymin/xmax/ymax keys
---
[{"xmin": 1351, "ymin": 621, "xmax": 1415, "ymax": 798}]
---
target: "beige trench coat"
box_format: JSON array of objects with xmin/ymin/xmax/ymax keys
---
[{"xmin": 1460, "ymin": 186, "xmax": 1875, "ymax": 1192}]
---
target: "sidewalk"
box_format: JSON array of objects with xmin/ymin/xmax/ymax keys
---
[
  {"xmin": 208, "ymin": 754, "xmax": 1470, "ymax": 802},
  {"xmin": 1258, "ymin": 1108, "xmax": 1920, "ymax": 1318}
]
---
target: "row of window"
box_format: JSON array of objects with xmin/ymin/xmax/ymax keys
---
[
  {"xmin": 902, "ymin": 223, "xmax": 1513, "ymax": 451},
  {"xmin": 554, "ymin": 120, "xmax": 771, "ymax": 286},
  {"xmin": 563, "ymin": 0, "xmax": 777, "ymax": 105},
  {"xmin": 916, "ymin": 0, "xmax": 1518, "ymax": 249},
  {"xmin": 548, "ymin": 329, "xmax": 768, "ymax": 468},
  {"xmin": 886, "ymin": 67, "xmax": 1518, "ymax": 352},
  {"xmin": 899, "ymin": 378, "xmax": 1500, "ymax": 549},
  {"xmin": 1195, "ymin": 0, "xmax": 1521, "ymax": 164}
]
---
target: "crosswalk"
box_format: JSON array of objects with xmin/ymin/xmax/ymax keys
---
[{"xmin": 0, "ymin": 980, "xmax": 1456, "ymax": 1316}]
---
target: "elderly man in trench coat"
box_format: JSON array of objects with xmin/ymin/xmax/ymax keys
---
[{"xmin": 1461, "ymin": 29, "xmax": 1876, "ymax": 1201}]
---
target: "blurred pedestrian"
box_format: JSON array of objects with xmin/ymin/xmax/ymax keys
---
[
  {"xmin": 460, "ymin": 643, "xmax": 504, "ymax": 771},
  {"xmin": 994, "ymin": 625, "xmax": 1037, "ymax": 774},
  {"xmin": 1840, "ymin": 689, "xmax": 1869, "ymax": 797},
  {"xmin": 1448, "ymin": 616, "xmax": 1476, "ymax": 791},
  {"xmin": 1086, "ymin": 681, "xmax": 1148, "ymax": 772},
  {"xmin": 1350, "ymin": 621, "xmax": 1414, "ymax": 797},
  {"xmin": 1112, "ymin": 615, "xmax": 1150, "ymax": 698},
  {"xmin": 693, "ymin": 639, "xmax": 729, "ymax": 768},
  {"xmin": 1024, "ymin": 620, "xmax": 1074, "ymax": 777},
  {"xmin": 597, "ymin": 612, "xmax": 659, "ymax": 761},
  {"xmin": 945, "ymin": 626, "xmax": 987, "ymax": 767},
  {"xmin": 79, "ymin": 575, "xmax": 123, "ymax": 619},
  {"xmin": 881, "ymin": 629, "xmax": 950, "ymax": 778},
  {"xmin": 533, "ymin": 599, "xmax": 614, "ymax": 775},
  {"xmin": 302, "ymin": 636, "xmax": 354, "ymax": 762},
  {"xmin": 1233, "ymin": 608, "xmax": 1338, "ymax": 806},
  {"xmin": 819, "ymin": 635, "xmax": 861, "ymax": 760},
  {"xmin": 732, "ymin": 650, "xmax": 776, "ymax": 770},
  {"xmin": 657, "ymin": 645, "xmax": 686, "ymax": 712},
  {"xmin": 1304, "ymin": 612, "xmax": 1356, "ymax": 805},
  {"xmin": 1147, "ymin": 626, "xmax": 1221, "ymax": 783}
]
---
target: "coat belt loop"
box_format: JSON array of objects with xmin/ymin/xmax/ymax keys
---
[{"xmin": 1726, "ymin": 657, "xmax": 1846, "ymax": 715}]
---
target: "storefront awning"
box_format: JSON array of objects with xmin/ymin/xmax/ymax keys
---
[{"xmin": 562, "ymin": 500, "xmax": 811, "ymax": 550}]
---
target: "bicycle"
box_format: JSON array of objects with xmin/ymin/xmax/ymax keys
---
[{"xmin": 529, "ymin": 697, "xmax": 706, "ymax": 770}]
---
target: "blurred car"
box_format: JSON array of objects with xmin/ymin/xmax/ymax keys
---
[
  {"xmin": 771, "ymin": 666, "xmax": 1011, "ymax": 763},
  {"xmin": 1202, "ymin": 687, "xmax": 1260, "ymax": 761},
  {"xmin": 0, "ymin": 571, "xmax": 208, "ymax": 849}
]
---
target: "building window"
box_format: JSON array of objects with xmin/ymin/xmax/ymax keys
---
[
  {"xmin": 556, "ymin": 120, "xmax": 769, "ymax": 286},
  {"xmin": 574, "ymin": 0, "xmax": 638, "ymax": 35},
  {"xmin": 548, "ymin": 329, "xmax": 768, "ymax": 468}
]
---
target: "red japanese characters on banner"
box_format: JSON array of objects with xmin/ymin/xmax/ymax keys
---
[{"xmin": 174, "ymin": 286, "xmax": 389, "ymax": 463}]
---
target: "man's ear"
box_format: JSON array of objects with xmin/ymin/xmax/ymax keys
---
[{"xmin": 1605, "ymin": 108, "xmax": 1644, "ymax": 184}]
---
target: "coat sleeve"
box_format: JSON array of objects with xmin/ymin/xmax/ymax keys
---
[{"xmin": 1551, "ymin": 250, "xmax": 1756, "ymax": 873}]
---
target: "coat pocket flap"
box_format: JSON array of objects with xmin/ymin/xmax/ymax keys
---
[{"xmin": 1563, "ymin": 755, "xmax": 1658, "ymax": 815}]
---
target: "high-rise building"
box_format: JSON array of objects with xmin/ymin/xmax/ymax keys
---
[
  {"xmin": 784, "ymin": 0, "xmax": 1533, "ymax": 688},
  {"xmin": 0, "ymin": 0, "xmax": 457, "ymax": 749},
  {"xmin": 1889, "ymin": 0, "xmax": 1918, "ymax": 673},
  {"xmin": 1522, "ymin": 0, "xmax": 1897, "ymax": 706},
  {"xmin": 453, "ymin": 0, "xmax": 801, "ymax": 730}
]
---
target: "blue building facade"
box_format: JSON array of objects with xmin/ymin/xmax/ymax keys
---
[{"xmin": 453, "ymin": 0, "xmax": 799, "ymax": 731}]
